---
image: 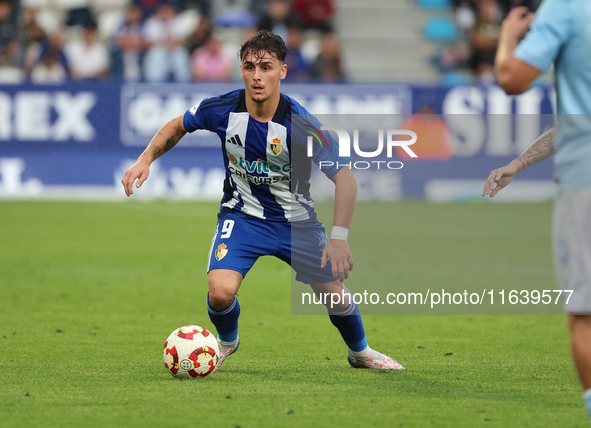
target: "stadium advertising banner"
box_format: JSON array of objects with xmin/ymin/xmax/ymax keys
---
[{"xmin": 0, "ymin": 82, "xmax": 555, "ymax": 201}]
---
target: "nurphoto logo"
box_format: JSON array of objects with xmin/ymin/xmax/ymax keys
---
[{"xmin": 306, "ymin": 126, "xmax": 418, "ymax": 170}]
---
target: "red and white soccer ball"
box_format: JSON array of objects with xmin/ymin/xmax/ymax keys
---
[{"xmin": 163, "ymin": 325, "xmax": 220, "ymax": 379}]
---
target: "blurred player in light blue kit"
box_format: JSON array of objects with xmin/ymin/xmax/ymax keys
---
[
  {"xmin": 121, "ymin": 31, "xmax": 404, "ymax": 371},
  {"xmin": 482, "ymin": 1, "xmax": 591, "ymax": 419}
]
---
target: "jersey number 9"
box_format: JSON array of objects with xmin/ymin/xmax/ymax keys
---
[{"xmin": 220, "ymin": 219, "xmax": 235, "ymax": 239}]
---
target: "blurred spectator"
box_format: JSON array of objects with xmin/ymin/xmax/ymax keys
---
[
  {"xmin": 283, "ymin": 25, "xmax": 310, "ymax": 83},
  {"xmin": 142, "ymin": 3, "xmax": 190, "ymax": 82},
  {"xmin": 250, "ymin": 0, "xmax": 267, "ymax": 17},
  {"xmin": 211, "ymin": 0, "xmax": 255, "ymax": 28},
  {"xmin": 186, "ymin": 0, "xmax": 212, "ymax": 18},
  {"xmin": 257, "ymin": 0, "xmax": 291, "ymax": 41},
  {"xmin": 311, "ymin": 32, "xmax": 344, "ymax": 83},
  {"xmin": 31, "ymin": 55, "xmax": 67, "ymax": 84},
  {"xmin": 292, "ymin": 0, "xmax": 335, "ymax": 33},
  {"xmin": 0, "ymin": 0, "xmax": 17, "ymax": 47},
  {"xmin": 65, "ymin": 7, "xmax": 96, "ymax": 28},
  {"xmin": 455, "ymin": 1, "xmax": 476, "ymax": 38},
  {"xmin": 134, "ymin": 0, "xmax": 186, "ymax": 20},
  {"xmin": 432, "ymin": 42, "xmax": 469, "ymax": 73},
  {"xmin": 447, "ymin": 0, "xmax": 528, "ymax": 80},
  {"xmin": 469, "ymin": 0, "xmax": 502, "ymax": 73},
  {"xmin": 190, "ymin": 35, "xmax": 231, "ymax": 82},
  {"xmin": 475, "ymin": 61, "xmax": 496, "ymax": 86},
  {"xmin": 30, "ymin": 53, "xmax": 68, "ymax": 84},
  {"xmin": 0, "ymin": 40, "xmax": 25, "ymax": 83},
  {"xmin": 65, "ymin": 23, "xmax": 109, "ymax": 81},
  {"xmin": 111, "ymin": 5, "xmax": 144, "ymax": 81},
  {"xmin": 30, "ymin": 31, "xmax": 69, "ymax": 83},
  {"xmin": 186, "ymin": 17, "xmax": 212, "ymax": 54},
  {"xmin": 20, "ymin": 7, "xmax": 46, "ymax": 46},
  {"xmin": 20, "ymin": 8, "xmax": 47, "ymax": 76}
]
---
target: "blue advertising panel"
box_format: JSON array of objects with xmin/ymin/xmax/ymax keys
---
[{"xmin": 0, "ymin": 82, "xmax": 555, "ymax": 201}]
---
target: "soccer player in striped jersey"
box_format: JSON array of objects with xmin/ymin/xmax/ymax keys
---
[{"xmin": 121, "ymin": 30, "xmax": 403, "ymax": 371}]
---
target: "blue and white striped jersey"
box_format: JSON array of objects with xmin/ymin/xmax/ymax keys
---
[{"xmin": 183, "ymin": 89, "xmax": 346, "ymax": 222}]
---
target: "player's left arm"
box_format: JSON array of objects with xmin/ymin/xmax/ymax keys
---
[
  {"xmin": 495, "ymin": 7, "xmax": 541, "ymax": 95},
  {"xmin": 482, "ymin": 126, "xmax": 556, "ymax": 197},
  {"xmin": 321, "ymin": 166, "xmax": 357, "ymax": 282}
]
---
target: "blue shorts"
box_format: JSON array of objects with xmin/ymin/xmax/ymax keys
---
[{"xmin": 207, "ymin": 210, "xmax": 335, "ymax": 284}]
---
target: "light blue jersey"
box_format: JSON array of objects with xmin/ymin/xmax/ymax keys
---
[{"xmin": 514, "ymin": 0, "xmax": 591, "ymax": 193}]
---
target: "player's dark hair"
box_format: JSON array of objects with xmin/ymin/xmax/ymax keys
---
[{"xmin": 239, "ymin": 30, "xmax": 287, "ymax": 63}]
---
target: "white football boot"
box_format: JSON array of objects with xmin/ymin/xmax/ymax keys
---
[
  {"xmin": 213, "ymin": 336, "xmax": 240, "ymax": 373},
  {"xmin": 348, "ymin": 348, "xmax": 405, "ymax": 370}
]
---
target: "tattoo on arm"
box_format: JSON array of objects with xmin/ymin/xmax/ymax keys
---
[
  {"xmin": 149, "ymin": 136, "xmax": 175, "ymax": 160},
  {"xmin": 165, "ymin": 136, "xmax": 177, "ymax": 152},
  {"xmin": 140, "ymin": 118, "xmax": 185, "ymax": 162},
  {"xmin": 516, "ymin": 127, "xmax": 556, "ymax": 170},
  {"xmin": 148, "ymin": 125, "xmax": 183, "ymax": 160},
  {"xmin": 151, "ymin": 144, "xmax": 163, "ymax": 158}
]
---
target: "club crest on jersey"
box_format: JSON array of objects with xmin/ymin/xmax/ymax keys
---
[
  {"xmin": 270, "ymin": 138, "xmax": 283, "ymax": 155},
  {"xmin": 215, "ymin": 243, "xmax": 228, "ymax": 261}
]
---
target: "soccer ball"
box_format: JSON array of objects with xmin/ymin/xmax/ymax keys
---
[{"xmin": 163, "ymin": 325, "xmax": 220, "ymax": 379}]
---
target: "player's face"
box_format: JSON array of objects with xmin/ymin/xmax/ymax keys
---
[{"xmin": 240, "ymin": 51, "xmax": 287, "ymax": 103}]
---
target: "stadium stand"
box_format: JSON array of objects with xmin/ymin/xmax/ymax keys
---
[
  {"xmin": 336, "ymin": 0, "xmax": 437, "ymax": 82},
  {"xmin": 422, "ymin": 17, "xmax": 459, "ymax": 42},
  {"xmin": 4, "ymin": 0, "xmax": 347, "ymax": 83},
  {"xmin": 0, "ymin": 0, "xmax": 545, "ymax": 85},
  {"xmin": 416, "ymin": 0, "xmax": 452, "ymax": 11}
]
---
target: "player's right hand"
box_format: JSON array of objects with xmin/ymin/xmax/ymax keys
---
[
  {"xmin": 121, "ymin": 161, "xmax": 150, "ymax": 197},
  {"xmin": 482, "ymin": 162, "xmax": 519, "ymax": 198},
  {"xmin": 501, "ymin": 6, "xmax": 535, "ymax": 40},
  {"xmin": 321, "ymin": 239, "xmax": 354, "ymax": 282}
]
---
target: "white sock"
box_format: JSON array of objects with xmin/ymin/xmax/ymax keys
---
[
  {"xmin": 348, "ymin": 346, "xmax": 373, "ymax": 359},
  {"xmin": 218, "ymin": 336, "xmax": 239, "ymax": 349},
  {"xmin": 583, "ymin": 388, "xmax": 591, "ymax": 419}
]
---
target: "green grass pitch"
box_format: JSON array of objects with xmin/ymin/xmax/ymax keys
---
[{"xmin": 0, "ymin": 201, "xmax": 587, "ymax": 427}]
